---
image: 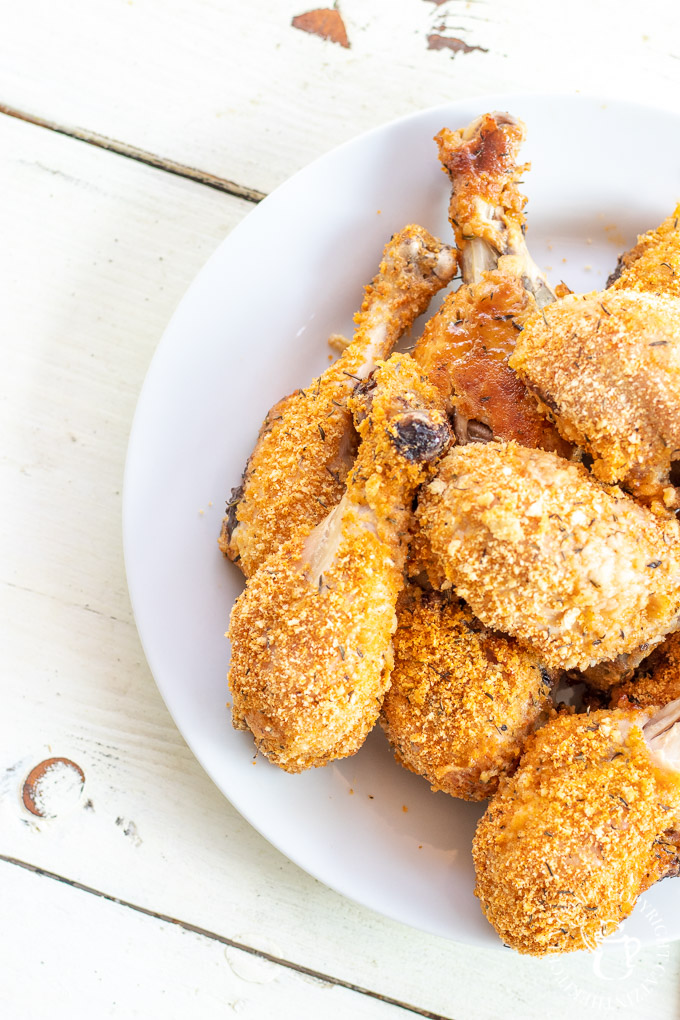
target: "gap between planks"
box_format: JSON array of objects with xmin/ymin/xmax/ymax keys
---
[
  {"xmin": 0, "ymin": 100, "xmax": 265, "ymax": 204},
  {"xmin": 0, "ymin": 853, "xmax": 451, "ymax": 1020}
]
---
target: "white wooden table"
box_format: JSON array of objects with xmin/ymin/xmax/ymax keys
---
[{"xmin": 3, "ymin": 2, "xmax": 680, "ymax": 1017}]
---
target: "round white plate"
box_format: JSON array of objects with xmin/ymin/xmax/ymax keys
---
[{"xmin": 124, "ymin": 94, "xmax": 680, "ymax": 947}]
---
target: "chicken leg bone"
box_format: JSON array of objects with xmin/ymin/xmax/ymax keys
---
[{"xmin": 220, "ymin": 224, "xmax": 456, "ymax": 578}]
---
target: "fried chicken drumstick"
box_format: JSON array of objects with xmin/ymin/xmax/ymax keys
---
[
  {"xmin": 221, "ymin": 225, "xmax": 456, "ymax": 577},
  {"xmin": 412, "ymin": 112, "xmax": 569, "ymax": 456},
  {"xmin": 417, "ymin": 441, "xmax": 680, "ymax": 672},
  {"xmin": 381, "ymin": 587, "xmax": 556, "ymax": 800},
  {"xmin": 607, "ymin": 203, "xmax": 680, "ymax": 297},
  {"xmin": 511, "ymin": 207, "xmax": 680, "ymax": 509},
  {"xmin": 473, "ymin": 701, "xmax": 680, "ymax": 955},
  {"xmin": 228, "ymin": 355, "xmax": 451, "ymax": 771},
  {"xmin": 510, "ymin": 286, "xmax": 680, "ymax": 508}
]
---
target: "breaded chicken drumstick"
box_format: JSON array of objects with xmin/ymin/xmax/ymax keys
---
[
  {"xmin": 381, "ymin": 587, "xmax": 556, "ymax": 800},
  {"xmin": 607, "ymin": 203, "xmax": 680, "ymax": 297},
  {"xmin": 221, "ymin": 225, "xmax": 457, "ymax": 577},
  {"xmin": 417, "ymin": 441, "xmax": 680, "ymax": 672},
  {"xmin": 228, "ymin": 355, "xmax": 451, "ymax": 771},
  {"xmin": 473, "ymin": 701, "xmax": 680, "ymax": 955},
  {"xmin": 412, "ymin": 112, "xmax": 569, "ymax": 456},
  {"xmin": 510, "ymin": 206, "xmax": 680, "ymax": 509},
  {"xmin": 510, "ymin": 286, "xmax": 680, "ymax": 509}
]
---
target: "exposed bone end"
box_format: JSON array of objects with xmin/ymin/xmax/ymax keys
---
[
  {"xmin": 435, "ymin": 113, "xmax": 529, "ymax": 280},
  {"xmin": 352, "ymin": 224, "xmax": 458, "ymax": 378},
  {"xmin": 457, "ymin": 110, "xmax": 521, "ymax": 141},
  {"xmin": 644, "ymin": 698, "xmax": 680, "ymax": 773},
  {"xmin": 388, "ymin": 411, "xmax": 451, "ymax": 464},
  {"xmin": 433, "ymin": 245, "xmax": 458, "ymax": 281}
]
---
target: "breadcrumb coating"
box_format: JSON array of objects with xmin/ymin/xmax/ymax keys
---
[
  {"xmin": 227, "ymin": 355, "xmax": 451, "ymax": 771},
  {"xmin": 417, "ymin": 442, "xmax": 680, "ymax": 671},
  {"xmin": 510, "ymin": 288, "xmax": 680, "ymax": 505},
  {"xmin": 608, "ymin": 631, "xmax": 680, "ymax": 709},
  {"xmin": 221, "ymin": 225, "xmax": 456, "ymax": 577},
  {"xmin": 381, "ymin": 587, "xmax": 555, "ymax": 800},
  {"xmin": 473, "ymin": 709, "xmax": 680, "ymax": 955},
  {"xmin": 608, "ymin": 204, "xmax": 680, "ymax": 298}
]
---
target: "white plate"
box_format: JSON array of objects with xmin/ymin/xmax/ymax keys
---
[{"xmin": 124, "ymin": 94, "xmax": 680, "ymax": 947}]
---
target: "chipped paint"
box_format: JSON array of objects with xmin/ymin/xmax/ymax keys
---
[
  {"xmin": 427, "ymin": 33, "xmax": 488, "ymax": 55},
  {"xmin": 292, "ymin": 8, "xmax": 350, "ymax": 48}
]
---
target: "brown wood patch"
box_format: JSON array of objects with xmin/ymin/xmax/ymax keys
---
[
  {"xmin": 292, "ymin": 8, "xmax": 350, "ymax": 48},
  {"xmin": 427, "ymin": 33, "xmax": 488, "ymax": 55}
]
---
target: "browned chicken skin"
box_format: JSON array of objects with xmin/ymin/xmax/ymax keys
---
[
  {"xmin": 412, "ymin": 112, "xmax": 570, "ymax": 457},
  {"xmin": 221, "ymin": 225, "xmax": 457, "ymax": 577},
  {"xmin": 227, "ymin": 355, "xmax": 451, "ymax": 771},
  {"xmin": 473, "ymin": 703, "xmax": 680, "ymax": 955},
  {"xmin": 381, "ymin": 586, "xmax": 556, "ymax": 801}
]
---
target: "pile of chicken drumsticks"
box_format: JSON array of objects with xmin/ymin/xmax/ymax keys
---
[{"xmin": 219, "ymin": 112, "xmax": 680, "ymax": 956}]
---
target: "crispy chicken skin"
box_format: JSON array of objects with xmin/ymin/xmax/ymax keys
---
[
  {"xmin": 227, "ymin": 355, "xmax": 451, "ymax": 772},
  {"xmin": 221, "ymin": 225, "xmax": 457, "ymax": 577},
  {"xmin": 414, "ymin": 269, "xmax": 571, "ymax": 454},
  {"xmin": 510, "ymin": 288, "xmax": 680, "ymax": 507},
  {"xmin": 381, "ymin": 586, "xmax": 555, "ymax": 800},
  {"xmin": 417, "ymin": 442, "xmax": 680, "ymax": 672},
  {"xmin": 412, "ymin": 112, "xmax": 569, "ymax": 456},
  {"xmin": 473, "ymin": 705, "xmax": 680, "ymax": 955},
  {"xmin": 608, "ymin": 204, "xmax": 680, "ymax": 297}
]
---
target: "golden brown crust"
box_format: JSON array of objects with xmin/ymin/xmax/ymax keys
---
[
  {"xmin": 609, "ymin": 205, "xmax": 680, "ymax": 298},
  {"xmin": 381, "ymin": 587, "xmax": 555, "ymax": 800},
  {"xmin": 227, "ymin": 355, "xmax": 451, "ymax": 771},
  {"xmin": 510, "ymin": 288, "xmax": 680, "ymax": 505},
  {"xmin": 609, "ymin": 631, "xmax": 680, "ymax": 709},
  {"xmin": 228, "ymin": 519, "xmax": 401, "ymax": 771},
  {"xmin": 417, "ymin": 442, "xmax": 680, "ymax": 671},
  {"xmin": 221, "ymin": 225, "xmax": 457, "ymax": 577},
  {"xmin": 473, "ymin": 709, "xmax": 680, "ymax": 955}
]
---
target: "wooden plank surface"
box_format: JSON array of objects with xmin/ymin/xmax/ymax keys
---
[
  {"xmin": 0, "ymin": 0, "xmax": 679, "ymax": 195},
  {"xmin": 0, "ymin": 860, "xmax": 415, "ymax": 1020},
  {"xmin": 3, "ymin": 109, "xmax": 680, "ymax": 1020},
  {"xmin": 4, "ymin": 1, "xmax": 680, "ymax": 1015}
]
